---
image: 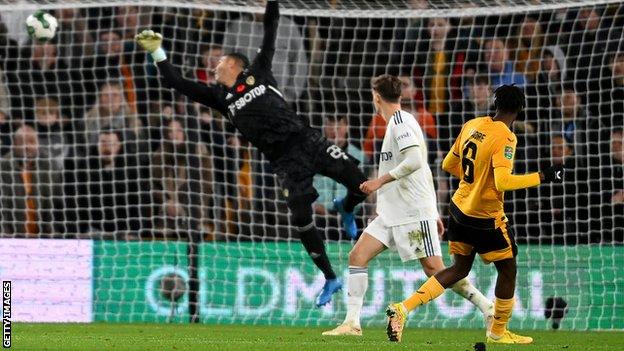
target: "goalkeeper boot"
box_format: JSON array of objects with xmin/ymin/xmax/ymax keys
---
[
  {"xmin": 332, "ymin": 197, "xmax": 358, "ymax": 239},
  {"xmin": 316, "ymin": 278, "xmax": 342, "ymax": 307},
  {"xmin": 385, "ymin": 303, "xmax": 407, "ymax": 342},
  {"xmin": 486, "ymin": 330, "xmax": 534, "ymax": 344},
  {"xmin": 322, "ymin": 322, "xmax": 362, "ymax": 336}
]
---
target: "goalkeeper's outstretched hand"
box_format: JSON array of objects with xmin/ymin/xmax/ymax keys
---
[
  {"xmin": 135, "ymin": 29, "xmax": 162, "ymax": 53},
  {"xmin": 541, "ymin": 164, "xmax": 565, "ymax": 183}
]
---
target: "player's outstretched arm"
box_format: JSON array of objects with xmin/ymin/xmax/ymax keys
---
[
  {"xmin": 135, "ymin": 30, "xmax": 226, "ymax": 113},
  {"xmin": 252, "ymin": 0, "xmax": 280, "ymax": 70},
  {"xmin": 493, "ymin": 167, "xmax": 541, "ymax": 192},
  {"xmin": 494, "ymin": 164, "xmax": 563, "ymax": 192}
]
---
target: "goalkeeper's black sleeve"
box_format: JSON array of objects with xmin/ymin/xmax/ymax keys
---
[
  {"xmin": 157, "ymin": 60, "xmax": 228, "ymax": 114},
  {"xmin": 250, "ymin": 0, "xmax": 279, "ymax": 71}
]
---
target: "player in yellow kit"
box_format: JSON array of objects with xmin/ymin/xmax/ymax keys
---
[{"xmin": 385, "ymin": 85, "xmax": 564, "ymax": 343}]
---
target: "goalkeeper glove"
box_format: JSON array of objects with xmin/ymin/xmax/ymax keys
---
[
  {"xmin": 541, "ymin": 165, "xmax": 564, "ymax": 183},
  {"xmin": 135, "ymin": 29, "xmax": 166, "ymax": 62}
]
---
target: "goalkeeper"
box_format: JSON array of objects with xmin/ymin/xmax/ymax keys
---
[{"xmin": 136, "ymin": 0, "xmax": 368, "ymax": 307}]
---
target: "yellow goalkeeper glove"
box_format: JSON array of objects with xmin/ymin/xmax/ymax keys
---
[{"xmin": 135, "ymin": 29, "xmax": 166, "ymax": 62}]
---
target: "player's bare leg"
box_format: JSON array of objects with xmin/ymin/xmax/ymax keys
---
[
  {"xmin": 487, "ymin": 258, "xmax": 533, "ymax": 344},
  {"xmin": 322, "ymin": 233, "xmax": 385, "ymax": 336}
]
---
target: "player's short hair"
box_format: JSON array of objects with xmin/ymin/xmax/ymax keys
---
[
  {"xmin": 371, "ymin": 74, "xmax": 402, "ymax": 103},
  {"xmin": 225, "ymin": 52, "xmax": 250, "ymax": 69},
  {"xmin": 493, "ymin": 84, "xmax": 525, "ymax": 115}
]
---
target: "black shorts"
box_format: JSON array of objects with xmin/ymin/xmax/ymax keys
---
[
  {"xmin": 271, "ymin": 134, "xmax": 367, "ymax": 207},
  {"xmin": 446, "ymin": 201, "xmax": 518, "ymax": 263}
]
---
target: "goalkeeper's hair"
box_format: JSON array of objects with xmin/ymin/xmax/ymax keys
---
[
  {"xmin": 493, "ymin": 84, "xmax": 525, "ymax": 115},
  {"xmin": 225, "ymin": 52, "xmax": 250, "ymax": 69},
  {"xmin": 371, "ymin": 74, "xmax": 401, "ymax": 103}
]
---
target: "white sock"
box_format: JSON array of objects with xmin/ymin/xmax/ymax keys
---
[
  {"xmin": 450, "ymin": 278, "xmax": 493, "ymax": 315},
  {"xmin": 344, "ymin": 266, "xmax": 368, "ymax": 327}
]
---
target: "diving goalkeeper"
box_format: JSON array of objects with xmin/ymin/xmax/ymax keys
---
[{"xmin": 136, "ymin": 0, "xmax": 368, "ymax": 307}]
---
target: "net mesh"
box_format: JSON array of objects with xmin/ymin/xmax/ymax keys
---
[{"xmin": 0, "ymin": 0, "xmax": 622, "ymax": 329}]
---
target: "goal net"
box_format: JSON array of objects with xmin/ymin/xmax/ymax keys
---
[{"xmin": 0, "ymin": 0, "xmax": 621, "ymax": 329}]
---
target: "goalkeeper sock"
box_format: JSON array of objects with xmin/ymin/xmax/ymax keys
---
[
  {"xmin": 491, "ymin": 297, "xmax": 515, "ymax": 337},
  {"xmin": 402, "ymin": 276, "xmax": 445, "ymax": 312},
  {"xmin": 344, "ymin": 266, "xmax": 368, "ymax": 326},
  {"xmin": 450, "ymin": 278, "xmax": 493, "ymax": 314},
  {"xmin": 298, "ymin": 223, "xmax": 336, "ymax": 280}
]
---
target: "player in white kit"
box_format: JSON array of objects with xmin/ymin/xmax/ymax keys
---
[{"xmin": 323, "ymin": 74, "xmax": 493, "ymax": 336}]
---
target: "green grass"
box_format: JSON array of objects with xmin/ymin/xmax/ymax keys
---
[{"xmin": 12, "ymin": 323, "xmax": 623, "ymax": 351}]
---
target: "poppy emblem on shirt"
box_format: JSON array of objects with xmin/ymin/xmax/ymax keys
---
[
  {"xmin": 246, "ymin": 75, "xmax": 255, "ymax": 85},
  {"xmin": 236, "ymin": 84, "xmax": 246, "ymax": 93}
]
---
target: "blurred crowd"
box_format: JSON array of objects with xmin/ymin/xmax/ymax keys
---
[{"xmin": 0, "ymin": 2, "xmax": 621, "ymax": 244}]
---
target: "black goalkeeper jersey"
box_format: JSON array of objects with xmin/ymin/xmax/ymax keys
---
[{"xmin": 157, "ymin": 0, "xmax": 315, "ymax": 161}]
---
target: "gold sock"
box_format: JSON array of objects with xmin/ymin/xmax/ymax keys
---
[
  {"xmin": 491, "ymin": 297, "xmax": 515, "ymax": 337},
  {"xmin": 402, "ymin": 276, "xmax": 445, "ymax": 312}
]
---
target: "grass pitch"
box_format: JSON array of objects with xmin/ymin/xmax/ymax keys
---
[{"xmin": 13, "ymin": 323, "xmax": 623, "ymax": 351}]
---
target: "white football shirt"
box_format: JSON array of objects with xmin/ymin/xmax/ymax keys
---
[{"xmin": 376, "ymin": 110, "xmax": 439, "ymax": 226}]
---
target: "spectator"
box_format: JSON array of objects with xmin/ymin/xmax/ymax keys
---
[
  {"xmin": 536, "ymin": 135, "xmax": 587, "ymax": 244},
  {"xmin": 363, "ymin": 112, "xmax": 385, "ymax": 164},
  {"xmin": 549, "ymin": 87, "xmax": 600, "ymax": 166},
  {"xmin": 115, "ymin": 6, "xmax": 152, "ymax": 41},
  {"xmin": 0, "ymin": 66, "xmax": 9, "ymax": 118},
  {"xmin": 596, "ymin": 129, "xmax": 623, "ymax": 243},
  {"xmin": 84, "ymin": 82, "xmax": 143, "ymax": 146},
  {"xmin": 525, "ymin": 45, "xmax": 567, "ymax": 125},
  {"xmin": 34, "ymin": 97, "xmax": 88, "ymax": 236},
  {"xmin": 313, "ymin": 113, "xmax": 366, "ymax": 240},
  {"xmin": 399, "ymin": 75, "xmax": 436, "ymax": 142},
  {"xmin": 14, "ymin": 40, "xmax": 77, "ymax": 120},
  {"xmin": 196, "ymin": 44, "xmax": 223, "ymax": 84},
  {"xmin": 600, "ymin": 52, "xmax": 624, "ymax": 128},
  {"xmin": 390, "ymin": 0, "xmax": 429, "ymax": 67},
  {"xmin": 151, "ymin": 118, "xmax": 215, "ymax": 240},
  {"xmin": 510, "ymin": 16, "xmax": 545, "ymax": 83},
  {"xmin": 0, "ymin": 67, "xmax": 10, "ymax": 155},
  {"xmin": 223, "ymin": 1, "xmax": 308, "ymax": 104},
  {"xmin": 412, "ymin": 17, "xmax": 472, "ymax": 152},
  {"xmin": 53, "ymin": 8, "xmax": 95, "ymax": 68},
  {"xmin": 0, "ymin": 109, "xmax": 10, "ymax": 157},
  {"xmin": 565, "ymin": 7, "xmax": 610, "ymax": 118},
  {"xmin": 0, "ymin": 125, "xmax": 63, "ymax": 237},
  {"xmin": 480, "ymin": 38, "xmax": 526, "ymax": 89},
  {"xmin": 34, "ymin": 98, "xmax": 85, "ymax": 171},
  {"xmin": 454, "ymin": 75, "xmax": 491, "ymax": 125},
  {"xmin": 197, "ymin": 106, "xmax": 245, "ymax": 237},
  {"xmin": 550, "ymin": 135, "xmax": 574, "ymax": 167},
  {"xmin": 91, "ymin": 29, "xmax": 149, "ymax": 115},
  {"xmin": 82, "ymin": 129, "xmax": 149, "ymax": 239}
]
